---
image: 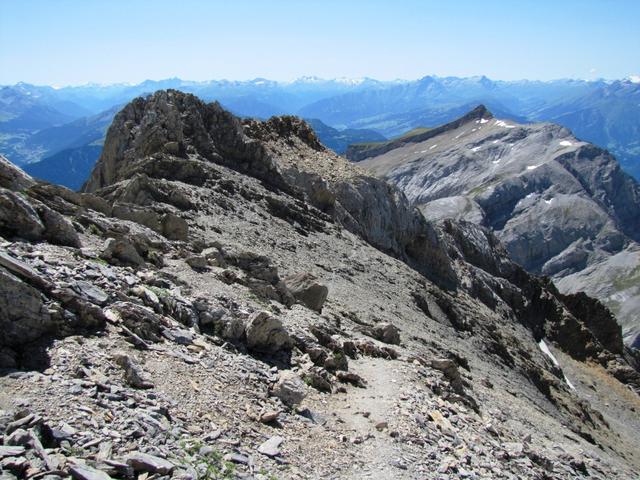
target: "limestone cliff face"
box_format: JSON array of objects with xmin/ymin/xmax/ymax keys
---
[
  {"xmin": 352, "ymin": 106, "xmax": 640, "ymax": 347},
  {"xmin": 83, "ymin": 90, "xmax": 285, "ymax": 194}
]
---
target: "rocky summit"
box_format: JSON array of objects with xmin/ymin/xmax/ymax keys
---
[
  {"xmin": 349, "ymin": 106, "xmax": 640, "ymax": 349},
  {"xmin": 1, "ymin": 90, "xmax": 639, "ymax": 479}
]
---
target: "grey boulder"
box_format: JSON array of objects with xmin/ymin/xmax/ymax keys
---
[
  {"xmin": 245, "ymin": 311, "xmax": 292, "ymax": 353},
  {"xmin": 283, "ymin": 272, "xmax": 328, "ymax": 312}
]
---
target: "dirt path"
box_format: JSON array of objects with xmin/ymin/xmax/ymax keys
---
[{"xmin": 325, "ymin": 356, "xmax": 421, "ymax": 479}]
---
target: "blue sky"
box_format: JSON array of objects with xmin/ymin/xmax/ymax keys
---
[{"xmin": 1, "ymin": 0, "xmax": 639, "ymax": 85}]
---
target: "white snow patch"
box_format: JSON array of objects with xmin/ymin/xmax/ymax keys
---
[
  {"xmin": 559, "ymin": 140, "xmax": 573, "ymax": 147},
  {"xmin": 471, "ymin": 128, "xmax": 477, "ymax": 132},
  {"xmin": 419, "ymin": 150, "xmax": 428, "ymax": 154},
  {"xmin": 539, "ymin": 340, "xmax": 559, "ymax": 367},
  {"xmin": 495, "ymin": 120, "xmax": 516, "ymax": 129},
  {"xmin": 492, "ymin": 159, "xmax": 501, "ymax": 164},
  {"xmin": 454, "ymin": 131, "xmax": 467, "ymax": 139},
  {"xmin": 471, "ymin": 146, "xmax": 481, "ymax": 152},
  {"xmin": 629, "ymin": 75, "xmax": 640, "ymax": 84},
  {"xmin": 527, "ymin": 165, "xmax": 540, "ymax": 171},
  {"xmin": 544, "ymin": 198, "xmax": 554, "ymax": 205},
  {"xmin": 492, "ymin": 139, "xmax": 499, "ymax": 144},
  {"xmin": 429, "ymin": 144, "xmax": 438, "ymax": 150},
  {"xmin": 479, "ymin": 118, "xmax": 489, "ymax": 124},
  {"xmin": 538, "ymin": 340, "xmax": 576, "ymax": 390},
  {"xmin": 525, "ymin": 192, "xmax": 536, "ymax": 199}
]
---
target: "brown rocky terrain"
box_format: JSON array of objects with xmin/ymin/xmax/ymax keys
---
[{"xmin": 1, "ymin": 90, "xmax": 639, "ymax": 479}]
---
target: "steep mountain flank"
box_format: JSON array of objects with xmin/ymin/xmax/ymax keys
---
[
  {"xmin": 305, "ymin": 119, "xmax": 386, "ymax": 154},
  {"xmin": 24, "ymin": 145, "xmax": 102, "ymax": 191},
  {"xmin": 351, "ymin": 107, "xmax": 640, "ymax": 348},
  {"xmin": 1, "ymin": 91, "xmax": 639, "ymax": 479}
]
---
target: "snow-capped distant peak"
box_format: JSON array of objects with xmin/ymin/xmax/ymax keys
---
[
  {"xmin": 628, "ymin": 75, "xmax": 640, "ymax": 84},
  {"xmin": 294, "ymin": 76, "xmax": 324, "ymax": 83},
  {"xmin": 334, "ymin": 77, "xmax": 366, "ymax": 85},
  {"xmin": 289, "ymin": 76, "xmax": 377, "ymax": 86}
]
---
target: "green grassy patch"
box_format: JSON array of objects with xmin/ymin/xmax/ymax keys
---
[
  {"xmin": 147, "ymin": 285, "xmax": 170, "ymax": 298},
  {"xmin": 351, "ymin": 126, "xmax": 432, "ymax": 150}
]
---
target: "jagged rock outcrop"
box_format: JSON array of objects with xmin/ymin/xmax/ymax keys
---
[
  {"xmin": 352, "ymin": 106, "xmax": 640, "ymax": 347},
  {"xmin": 1, "ymin": 92, "xmax": 639, "ymax": 479}
]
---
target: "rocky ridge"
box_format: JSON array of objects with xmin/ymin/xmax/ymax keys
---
[
  {"xmin": 1, "ymin": 90, "xmax": 639, "ymax": 479},
  {"xmin": 349, "ymin": 106, "xmax": 640, "ymax": 348}
]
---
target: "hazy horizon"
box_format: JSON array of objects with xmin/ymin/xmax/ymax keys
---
[
  {"xmin": 1, "ymin": 0, "xmax": 639, "ymax": 85},
  {"xmin": 4, "ymin": 73, "xmax": 640, "ymax": 90}
]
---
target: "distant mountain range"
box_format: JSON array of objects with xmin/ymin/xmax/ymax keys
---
[{"xmin": 1, "ymin": 75, "xmax": 639, "ymax": 188}]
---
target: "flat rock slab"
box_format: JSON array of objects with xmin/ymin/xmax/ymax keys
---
[
  {"xmin": 126, "ymin": 452, "xmax": 175, "ymax": 474},
  {"xmin": 70, "ymin": 464, "xmax": 113, "ymax": 480},
  {"xmin": 73, "ymin": 280, "xmax": 109, "ymax": 305},
  {"xmin": 0, "ymin": 445, "xmax": 25, "ymax": 458},
  {"xmin": 258, "ymin": 436, "xmax": 284, "ymax": 457}
]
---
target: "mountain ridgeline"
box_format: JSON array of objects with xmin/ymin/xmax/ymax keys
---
[
  {"xmin": 1, "ymin": 90, "xmax": 639, "ymax": 478},
  {"xmin": 1, "ymin": 76, "xmax": 640, "ymax": 192}
]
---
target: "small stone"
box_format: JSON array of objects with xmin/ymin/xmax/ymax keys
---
[
  {"xmin": 271, "ymin": 371, "xmax": 307, "ymax": 407},
  {"xmin": 185, "ymin": 255, "xmax": 207, "ymax": 270},
  {"xmin": 375, "ymin": 421, "xmax": 388, "ymax": 431},
  {"xmin": 258, "ymin": 436, "xmax": 283, "ymax": 457},
  {"xmin": 303, "ymin": 369, "xmax": 332, "ymax": 392},
  {"xmin": 101, "ymin": 238, "xmax": 144, "ymax": 266},
  {"xmin": 259, "ymin": 411, "xmax": 280, "ymax": 423},
  {"xmin": 372, "ymin": 322, "xmax": 401, "ymax": 345},
  {"xmin": 162, "ymin": 328, "xmax": 194, "ymax": 345},
  {"xmin": 336, "ymin": 371, "xmax": 367, "ymax": 388},
  {"xmin": 162, "ymin": 214, "xmax": 188, "ymax": 241},
  {"xmin": 223, "ymin": 453, "xmax": 249, "ymax": 465},
  {"xmin": 113, "ymin": 353, "xmax": 154, "ymax": 389},
  {"xmin": 163, "ymin": 141, "xmax": 180, "ymax": 155},
  {"xmin": 504, "ymin": 442, "xmax": 525, "ymax": 458},
  {"xmin": 390, "ymin": 459, "xmax": 408, "ymax": 470},
  {"xmin": 431, "ymin": 358, "xmax": 463, "ymax": 393}
]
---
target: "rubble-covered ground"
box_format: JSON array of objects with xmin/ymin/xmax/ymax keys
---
[{"xmin": 1, "ymin": 90, "xmax": 639, "ymax": 479}]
